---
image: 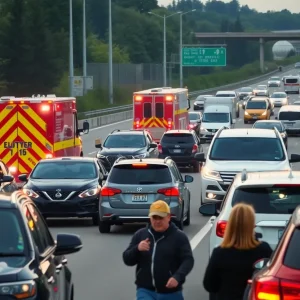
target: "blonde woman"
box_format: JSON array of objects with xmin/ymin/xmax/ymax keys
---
[{"xmin": 203, "ymin": 203, "xmax": 273, "ymax": 300}]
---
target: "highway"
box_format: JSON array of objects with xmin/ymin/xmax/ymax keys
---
[{"xmin": 49, "ymin": 68, "xmax": 300, "ymax": 300}]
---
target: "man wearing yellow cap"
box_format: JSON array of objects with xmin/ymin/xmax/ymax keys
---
[{"xmin": 123, "ymin": 200, "xmax": 194, "ymax": 300}]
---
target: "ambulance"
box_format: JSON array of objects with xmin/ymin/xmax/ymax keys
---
[
  {"xmin": 132, "ymin": 87, "xmax": 191, "ymax": 142},
  {"xmin": 0, "ymin": 95, "xmax": 89, "ymax": 181}
]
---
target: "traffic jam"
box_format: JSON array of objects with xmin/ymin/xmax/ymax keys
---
[{"xmin": 0, "ymin": 67, "xmax": 300, "ymax": 299}]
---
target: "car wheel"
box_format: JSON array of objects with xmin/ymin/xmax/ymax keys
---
[
  {"xmin": 183, "ymin": 203, "xmax": 190, "ymax": 226},
  {"xmin": 98, "ymin": 221, "xmax": 111, "ymax": 233},
  {"xmin": 175, "ymin": 208, "xmax": 184, "ymax": 230}
]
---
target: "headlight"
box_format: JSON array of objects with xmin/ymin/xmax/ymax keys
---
[
  {"xmin": 244, "ymin": 111, "xmax": 249, "ymax": 115},
  {"xmin": 79, "ymin": 186, "xmax": 101, "ymax": 198},
  {"xmin": 134, "ymin": 153, "xmax": 147, "ymax": 159},
  {"xmin": 202, "ymin": 167, "xmax": 221, "ymax": 180},
  {"xmin": 262, "ymin": 111, "xmax": 267, "ymax": 116},
  {"xmin": 96, "ymin": 153, "xmax": 106, "ymax": 159},
  {"xmin": 23, "ymin": 189, "xmax": 39, "ymax": 198},
  {"xmin": 200, "ymin": 127, "xmax": 207, "ymax": 132},
  {"xmin": 0, "ymin": 280, "xmax": 36, "ymax": 298}
]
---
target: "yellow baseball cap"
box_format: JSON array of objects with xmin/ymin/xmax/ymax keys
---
[{"xmin": 149, "ymin": 200, "xmax": 170, "ymax": 218}]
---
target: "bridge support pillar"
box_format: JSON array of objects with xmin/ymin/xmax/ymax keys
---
[{"xmin": 259, "ymin": 38, "xmax": 265, "ymax": 73}]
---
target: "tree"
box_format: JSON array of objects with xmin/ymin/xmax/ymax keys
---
[{"xmin": 114, "ymin": 0, "xmax": 158, "ymax": 13}]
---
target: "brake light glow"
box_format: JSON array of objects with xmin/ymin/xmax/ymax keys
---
[
  {"xmin": 165, "ymin": 95, "xmax": 173, "ymax": 101},
  {"xmin": 216, "ymin": 220, "xmax": 227, "ymax": 237},
  {"xmin": 132, "ymin": 163, "xmax": 148, "ymax": 168},
  {"xmin": 41, "ymin": 104, "xmax": 50, "ymax": 111},
  {"xmin": 192, "ymin": 144, "xmax": 198, "ymax": 153},
  {"xmin": 254, "ymin": 277, "xmax": 280, "ymax": 300},
  {"xmin": 167, "ymin": 119, "xmax": 172, "ymax": 129},
  {"xmin": 157, "ymin": 144, "xmax": 162, "ymax": 153},
  {"xmin": 45, "ymin": 154, "xmax": 53, "ymax": 159},
  {"xmin": 101, "ymin": 187, "xmax": 122, "ymax": 196},
  {"xmin": 134, "ymin": 119, "xmax": 140, "ymax": 129},
  {"xmin": 135, "ymin": 95, "xmax": 143, "ymax": 101},
  {"xmin": 189, "ymin": 124, "xmax": 195, "ymax": 129},
  {"xmin": 9, "ymin": 166, "xmax": 17, "ymax": 173},
  {"xmin": 157, "ymin": 187, "xmax": 179, "ymax": 196}
]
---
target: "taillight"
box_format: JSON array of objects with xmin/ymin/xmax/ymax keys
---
[
  {"xmin": 157, "ymin": 187, "xmax": 179, "ymax": 196},
  {"xmin": 192, "ymin": 144, "xmax": 198, "ymax": 153},
  {"xmin": 157, "ymin": 144, "xmax": 162, "ymax": 153},
  {"xmin": 101, "ymin": 187, "xmax": 122, "ymax": 196},
  {"xmin": 281, "ymin": 279, "xmax": 300, "ymax": 299},
  {"xmin": 189, "ymin": 124, "xmax": 195, "ymax": 129},
  {"xmin": 216, "ymin": 220, "xmax": 227, "ymax": 237},
  {"xmin": 254, "ymin": 276, "xmax": 280, "ymax": 300}
]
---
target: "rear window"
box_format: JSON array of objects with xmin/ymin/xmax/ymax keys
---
[
  {"xmin": 161, "ymin": 133, "xmax": 194, "ymax": 144},
  {"xmin": 279, "ymin": 112, "xmax": 300, "ymax": 121},
  {"xmin": 210, "ymin": 137, "xmax": 284, "ymax": 161},
  {"xmin": 285, "ymin": 78, "xmax": 298, "ymax": 84},
  {"xmin": 108, "ymin": 164, "xmax": 172, "ymax": 184},
  {"xmin": 253, "ymin": 122, "xmax": 284, "ymax": 132},
  {"xmin": 283, "ymin": 228, "xmax": 300, "ymax": 269},
  {"xmin": 232, "ymin": 186, "xmax": 300, "ymax": 214}
]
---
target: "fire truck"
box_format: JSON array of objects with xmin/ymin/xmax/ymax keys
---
[
  {"xmin": 0, "ymin": 95, "xmax": 89, "ymax": 181},
  {"xmin": 132, "ymin": 87, "xmax": 191, "ymax": 142}
]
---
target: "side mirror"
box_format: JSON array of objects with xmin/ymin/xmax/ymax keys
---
[
  {"xmin": 253, "ymin": 258, "xmax": 269, "ymax": 270},
  {"xmin": 0, "ymin": 175, "xmax": 14, "ymax": 183},
  {"xmin": 184, "ymin": 175, "xmax": 194, "ymax": 183},
  {"xmin": 103, "ymin": 174, "xmax": 108, "ymax": 180},
  {"xmin": 18, "ymin": 174, "xmax": 28, "ymax": 182},
  {"xmin": 54, "ymin": 233, "xmax": 83, "ymax": 256},
  {"xmin": 149, "ymin": 143, "xmax": 157, "ymax": 149},
  {"xmin": 194, "ymin": 152, "xmax": 205, "ymax": 162},
  {"xmin": 199, "ymin": 203, "xmax": 218, "ymax": 216},
  {"xmin": 83, "ymin": 120, "xmax": 89, "ymax": 134},
  {"xmin": 95, "ymin": 138, "xmax": 102, "ymax": 149},
  {"xmin": 289, "ymin": 154, "xmax": 300, "ymax": 163}
]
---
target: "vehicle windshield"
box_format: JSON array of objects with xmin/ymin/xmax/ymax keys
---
[
  {"xmin": 240, "ymin": 87, "xmax": 252, "ymax": 92},
  {"xmin": 161, "ymin": 133, "xmax": 194, "ymax": 144},
  {"xmin": 31, "ymin": 162, "xmax": 97, "ymax": 179},
  {"xmin": 210, "ymin": 137, "xmax": 285, "ymax": 161},
  {"xmin": 253, "ymin": 122, "xmax": 283, "ymax": 132},
  {"xmin": 103, "ymin": 134, "xmax": 146, "ymax": 148},
  {"xmin": 202, "ymin": 113, "xmax": 229, "ymax": 123},
  {"xmin": 279, "ymin": 112, "xmax": 300, "ymax": 121},
  {"xmin": 109, "ymin": 164, "xmax": 172, "ymax": 184},
  {"xmin": 189, "ymin": 113, "xmax": 200, "ymax": 120},
  {"xmin": 270, "ymin": 77, "xmax": 280, "ymax": 80},
  {"xmin": 0, "ymin": 209, "xmax": 28, "ymax": 267},
  {"xmin": 271, "ymin": 93, "xmax": 286, "ymax": 98},
  {"xmin": 232, "ymin": 186, "xmax": 300, "ymax": 214},
  {"xmin": 246, "ymin": 101, "xmax": 267, "ymax": 109}
]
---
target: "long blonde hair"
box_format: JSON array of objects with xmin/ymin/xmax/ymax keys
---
[{"xmin": 221, "ymin": 203, "xmax": 260, "ymax": 250}]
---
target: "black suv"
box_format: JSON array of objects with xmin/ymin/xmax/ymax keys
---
[
  {"xmin": 0, "ymin": 186, "xmax": 82, "ymax": 299},
  {"xmin": 158, "ymin": 130, "xmax": 203, "ymax": 172},
  {"xmin": 95, "ymin": 129, "xmax": 159, "ymax": 171}
]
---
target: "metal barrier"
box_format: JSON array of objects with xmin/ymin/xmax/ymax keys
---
[{"xmin": 78, "ymin": 64, "xmax": 294, "ymax": 128}]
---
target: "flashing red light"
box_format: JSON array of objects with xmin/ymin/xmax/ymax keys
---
[
  {"xmin": 157, "ymin": 144, "xmax": 162, "ymax": 153},
  {"xmin": 192, "ymin": 144, "xmax": 198, "ymax": 153},
  {"xmin": 132, "ymin": 163, "xmax": 148, "ymax": 168},
  {"xmin": 101, "ymin": 187, "xmax": 122, "ymax": 196},
  {"xmin": 216, "ymin": 220, "xmax": 227, "ymax": 237}
]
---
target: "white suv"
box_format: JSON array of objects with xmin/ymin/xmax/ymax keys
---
[
  {"xmin": 199, "ymin": 169, "xmax": 300, "ymax": 256},
  {"xmin": 195, "ymin": 127, "xmax": 300, "ymax": 208}
]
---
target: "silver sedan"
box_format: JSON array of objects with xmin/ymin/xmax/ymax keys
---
[{"xmin": 269, "ymin": 92, "xmax": 289, "ymax": 107}]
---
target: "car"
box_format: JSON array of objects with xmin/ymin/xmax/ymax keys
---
[
  {"xmin": 276, "ymin": 105, "xmax": 300, "ymax": 134},
  {"xmin": 199, "ymin": 169, "xmax": 300, "ymax": 258},
  {"xmin": 95, "ymin": 129, "xmax": 158, "ymax": 171},
  {"xmin": 252, "ymin": 120, "xmax": 288, "ymax": 149},
  {"xmin": 19, "ymin": 157, "xmax": 108, "ymax": 225},
  {"xmin": 267, "ymin": 76, "xmax": 281, "ymax": 87},
  {"xmin": 158, "ymin": 129, "xmax": 203, "ymax": 172},
  {"xmin": 238, "ymin": 87, "xmax": 253, "ymax": 100},
  {"xmin": 253, "ymin": 85, "xmax": 269, "ymax": 97},
  {"xmin": 0, "ymin": 159, "xmax": 19, "ymax": 192},
  {"xmin": 246, "ymin": 202, "xmax": 300, "ymax": 300},
  {"xmin": 244, "ymin": 97, "xmax": 272, "ymax": 123},
  {"xmin": 193, "ymin": 95, "xmax": 213, "ymax": 110},
  {"xmin": 98, "ymin": 157, "xmax": 194, "ymax": 233},
  {"xmin": 269, "ymin": 92, "xmax": 289, "ymax": 107},
  {"xmin": 194, "ymin": 127, "xmax": 300, "ymax": 206},
  {"xmin": 0, "ymin": 188, "xmax": 82, "ymax": 299},
  {"xmin": 293, "ymin": 100, "xmax": 300, "ymax": 105},
  {"xmin": 188, "ymin": 111, "xmax": 202, "ymax": 135}
]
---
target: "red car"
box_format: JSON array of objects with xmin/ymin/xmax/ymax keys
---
[{"xmin": 247, "ymin": 205, "xmax": 300, "ymax": 300}]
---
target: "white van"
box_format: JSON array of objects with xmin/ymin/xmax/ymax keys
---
[
  {"xmin": 284, "ymin": 76, "xmax": 300, "ymax": 94},
  {"xmin": 277, "ymin": 105, "xmax": 300, "ymax": 133},
  {"xmin": 215, "ymin": 90, "xmax": 240, "ymax": 118}
]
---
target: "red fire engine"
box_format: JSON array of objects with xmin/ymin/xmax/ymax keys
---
[
  {"xmin": 132, "ymin": 87, "xmax": 191, "ymax": 142},
  {"xmin": 0, "ymin": 94, "xmax": 89, "ymax": 182}
]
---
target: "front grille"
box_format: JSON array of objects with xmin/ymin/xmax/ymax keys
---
[
  {"xmin": 219, "ymin": 183, "xmax": 230, "ymax": 191},
  {"xmin": 219, "ymin": 171, "xmax": 238, "ymax": 184},
  {"xmin": 42, "ymin": 191, "xmax": 75, "ymax": 201},
  {"xmin": 106, "ymin": 155, "xmax": 134, "ymax": 166}
]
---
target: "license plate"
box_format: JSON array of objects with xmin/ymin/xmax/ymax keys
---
[
  {"xmin": 278, "ymin": 229, "xmax": 284, "ymax": 240},
  {"xmin": 173, "ymin": 149, "xmax": 181, "ymax": 153},
  {"xmin": 132, "ymin": 195, "xmax": 148, "ymax": 202},
  {"xmin": 253, "ymin": 116, "xmax": 257, "ymax": 119}
]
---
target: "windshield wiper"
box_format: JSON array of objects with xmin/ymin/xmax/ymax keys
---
[{"xmin": 0, "ymin": 252, "xmax": 25, "ymax": 257}]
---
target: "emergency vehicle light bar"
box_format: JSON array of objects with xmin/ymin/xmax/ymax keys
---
[
  {"xmin": 165, "ymin": 95, "xmax": 174, "ymax": 101},
  {"xmin": 134, "ymin": 95, "xmax": 143, "ymax": 101}
]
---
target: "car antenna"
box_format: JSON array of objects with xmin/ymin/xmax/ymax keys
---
[{"xmin": 288, "ymin": 168, "xmax": 293, "ymax": 179}]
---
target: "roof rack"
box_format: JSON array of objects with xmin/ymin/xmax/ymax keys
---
[
  {"xmin": 241, "ymin": 169, "xmax": 248, "ymax": 182},
  {"xmin": 111, "ymin": 129, "xmax": 121, "ymax": 133},
  {"xmin": 164, "ymin": 156, "xmax": 172, "ymax": 163},
  {"xmin": 215, "ymin": 126, "xmax": 228, "ymax": 138}
]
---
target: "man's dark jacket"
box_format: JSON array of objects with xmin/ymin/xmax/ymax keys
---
[{"xmin": 122, "ymin": 222, "xmax": 194, "ymax": 294}]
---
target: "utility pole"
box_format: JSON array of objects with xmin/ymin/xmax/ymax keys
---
[
  {"xmin": 108, "ymin": 0, "xmax": 113, "ymax": 104},
  {"xmin": 83, "ymin": 0, "xmax": 87, "ymax": 95},
  {"xmin": 69, "ymin": 0, "xmax": 74, "ymax": 96}
]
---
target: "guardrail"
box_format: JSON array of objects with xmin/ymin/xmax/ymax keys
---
[{"xmin": 78, "ymin": 64, "xmax": 295, "ymax": 128}]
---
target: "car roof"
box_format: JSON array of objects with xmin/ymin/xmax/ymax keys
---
[
  {"xmin": 38, "ymin": 157, "xmax": 97, "ymax": 163},
  {"xmin": 219, "ymin": 128, "xmax": 277, "ymax": 138},
  {"xmin": 114, "ymin": 158, "xmax": 170, "ymax": 166},
  {"xmin": 163, "ymin": 129, "xmax": 193, "ymax": 134},
  {"xmin": 279, "ymin": 105, "xmax": 300, "ymax": 112},
  {"xmin": 109, "ymin": 130, "xmax": 146, "ymax": 135},
  {"xmin": 233, "ymin": 170, "xmax": 300, "ymax": 188},
  {"xmin": 254, "ymin": 120, "xmax": 282, "ymax": 124},
  {"xmin": 270, "ymin": 92, "xmax": 286, "ymax": 95},
  {"xmin": 216, "ymin": 90, "xmax": 235, "ymax": 94}
]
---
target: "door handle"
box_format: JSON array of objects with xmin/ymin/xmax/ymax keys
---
[
  {"xmin": 56, "ymin": 264, "xmax": 62, "ymax": 270},
  {"xmin": 62, "ymin": 258, "xmax": 68, "ymax": 265},
  {"xmin": 48, "ymin": 276, "xmax": 55, "ymax": 284}
]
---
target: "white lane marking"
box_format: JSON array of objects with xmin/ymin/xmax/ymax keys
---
[
  {"xmin": 190, "ymin": 220, "xmax": 212, "ymax": 251},
  {"xmin": 87, "ymin": 119, "xmax": 133, "ymax": 132}
]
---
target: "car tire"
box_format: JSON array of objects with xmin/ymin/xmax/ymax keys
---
[
  {"xmin": 183, "ymin": 203, "xmax": 190, "ymax": 226},
  {"xmin": 175, "ymin": 208, "xmax": 184, "ymax": 230},
  {"xmin": 98, "ymin": 221, "xmax": 111, "ymax": 233}
]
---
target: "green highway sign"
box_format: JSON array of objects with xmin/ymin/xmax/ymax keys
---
[{"xmin": 182, "ymin": 47, "xmax": 226, "ymax": 67}]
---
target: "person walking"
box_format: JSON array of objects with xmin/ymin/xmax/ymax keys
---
[
  {"xmin": 122, "ymin": 200, "xmax": 194, "ymax": 300},
  {"xmin": 203, "ymin": 203, "xmax": 273, "ymax": 300}
]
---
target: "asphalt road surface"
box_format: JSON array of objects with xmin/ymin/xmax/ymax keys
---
[{"xmin": 48, "ymin": 68, "xmax": 300, "ymax": 300}]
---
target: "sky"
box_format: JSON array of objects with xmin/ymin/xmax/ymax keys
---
[{"xmin": 157, "ymin": 0, "xmax": 300, "ymax": 13}]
